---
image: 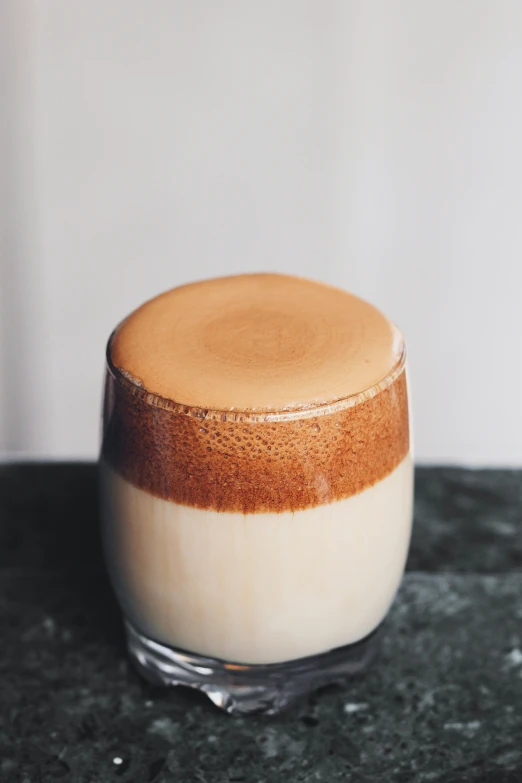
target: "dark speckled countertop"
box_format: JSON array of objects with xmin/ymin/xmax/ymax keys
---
[{"xmin": 1, "ymin": 464, "xmax": 522, "ymax": 782}]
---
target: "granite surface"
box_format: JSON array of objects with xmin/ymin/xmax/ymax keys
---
[{"xmin": 1, "ymin": 463, "xmax": 522, "ymax": 782}]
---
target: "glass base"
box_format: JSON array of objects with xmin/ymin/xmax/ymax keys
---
[{"xmin": 125, "ymin": 620, "xmax": 381, "ymax": 715}]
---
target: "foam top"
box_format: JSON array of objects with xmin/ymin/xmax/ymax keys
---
[{"xmin": 110, "ymin": 274, "xmax": 403, "ymax": 412}]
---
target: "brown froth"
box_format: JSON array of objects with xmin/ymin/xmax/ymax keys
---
[
  {"xmin": 102, "ymin": 365, "xmax": 410, "ymax": 514},
  {"xmin": 110, "ymin": 274, "xmax": 403, "ymax": 412}
]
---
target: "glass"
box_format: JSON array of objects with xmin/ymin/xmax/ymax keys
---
[{"xmin": 100, "ymin": 316, "xmax": 413, "ymax": 716}]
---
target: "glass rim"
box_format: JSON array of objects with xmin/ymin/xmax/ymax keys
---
[{"xmin": 106, "ymin": 329, "xmax": 406, "ymax": 423}]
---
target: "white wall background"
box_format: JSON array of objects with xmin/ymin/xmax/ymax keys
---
[{"xmin": 2, "ymin": 0, "xmax": 522, "ymax": 465}]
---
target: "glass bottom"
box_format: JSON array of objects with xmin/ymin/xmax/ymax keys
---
[{"xmin": 125, "ymin": 620, "xmax": 381, "ymax": 715}]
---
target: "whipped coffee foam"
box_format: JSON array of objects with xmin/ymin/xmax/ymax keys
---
[{"xmin": 110, "ymin": 273, "xmax": 403, "ymax": 413}]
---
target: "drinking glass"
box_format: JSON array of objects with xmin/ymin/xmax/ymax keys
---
[{"xmin": 100, "ymin": 281, "xmax": 413, "ymax": 715}]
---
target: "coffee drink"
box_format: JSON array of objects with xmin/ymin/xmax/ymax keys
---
[{"xmin": 100, "ymin": 273, "xmax": 412, "ymax": 712}]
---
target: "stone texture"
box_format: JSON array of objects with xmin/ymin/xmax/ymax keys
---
[
  {"xmin": 1, "ymin": 463, "xmax": 522, "ymax": 782},
  {"xmin": 409, "ymin": 467, "xmax": 522, "ymax": 572}
]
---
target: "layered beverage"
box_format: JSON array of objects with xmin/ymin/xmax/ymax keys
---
[{"xmin": 100, "ymin": 273, "xmax": 413, "ymax": 712}]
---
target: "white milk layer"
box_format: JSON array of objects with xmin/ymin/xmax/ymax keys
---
[{"xmin": 101, "ymin": 454, "xmax": 413, "ymax": 664}]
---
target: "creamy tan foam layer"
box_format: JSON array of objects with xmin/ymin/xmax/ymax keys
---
[
  {"xmin": 101, "ymin": 454, "xmax": 413, "ymax": 665},
  {"xmin": 110, "ymin": 274, "xmax": 403, "ymax": 412}
]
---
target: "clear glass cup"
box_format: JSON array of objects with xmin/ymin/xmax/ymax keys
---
[{"xmin": 100, "ymin": 284, "xmax": 413, "ymax": 716}]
